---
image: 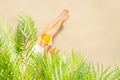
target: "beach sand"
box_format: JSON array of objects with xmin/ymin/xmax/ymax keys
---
[{"xmin": 0, "ymin": 0, "xmax": 120, "ymax": 67}]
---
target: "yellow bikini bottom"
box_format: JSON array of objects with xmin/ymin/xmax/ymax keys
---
[{"xmin": 41, "ymin": 34, "xmax": 51, "ymax": 45}]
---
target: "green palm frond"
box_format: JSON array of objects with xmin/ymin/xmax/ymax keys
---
[
  {"xmin": 0, "ymin": 16, "xmax": 120, "ymax": 80},
  {"xmin": 112, "ymin": 66, "xmax": 120, "ymax": 80},
  {"xmin": 15, "ymin": 16, "xmax": 37, "ymax": 55},
  {"xmin": 14, "ymin": 16, "xmax": 38, "ymax": 79}
]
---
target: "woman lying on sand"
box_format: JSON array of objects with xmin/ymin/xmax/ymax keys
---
[{"xmin": 32, "ymin": 9, "xmax": 69, "ymax": 55}]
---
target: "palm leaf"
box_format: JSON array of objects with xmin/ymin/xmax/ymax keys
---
[
  {"xmin": 14, "ymin": 16, "xmax": 37, "ymax": 55},
  {"xmin": 0, "ymin": 16, "xmax": 120, "ymax": 80}
]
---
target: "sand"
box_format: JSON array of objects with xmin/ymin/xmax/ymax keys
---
[{"xmin": 0, "ymin": 0, "xmax": 120, "ymax": 67}]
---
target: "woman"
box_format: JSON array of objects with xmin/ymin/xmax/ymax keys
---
[{"xmin": 32, "ymin": 9, "xmax": 69, "ymax": 55}]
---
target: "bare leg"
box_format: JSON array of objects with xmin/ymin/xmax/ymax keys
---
[
  {"xmin": 44, "ymin": 13, "xmax": 69, "ymax": 54},
  {"xmin": 42, "ymin": 9, "xmax": 69, "ymax": 34},
  {"xmin": 46, "ymin": 14, "xmax": 69, "ymax": 38},
  {"xmin": 36, "ymin": 10, "xmax": 69, "ymax": 45},
  {"xmin": 35, "ymin": 9, "xmax": 69, "ymax": 55}
]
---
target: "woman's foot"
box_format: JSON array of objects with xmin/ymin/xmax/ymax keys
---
[
  {"xmin": 60, "ymin": 9, "xmax": 69, "ymax": 22},
  {"xmin": 60, "ymin": 9, "xmax": 69, "ymax": 17}
]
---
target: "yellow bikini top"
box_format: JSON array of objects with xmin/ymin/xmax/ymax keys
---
[{"xmin": 41, "ymin": 34, "xmax": 51, "ymax": 45}]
